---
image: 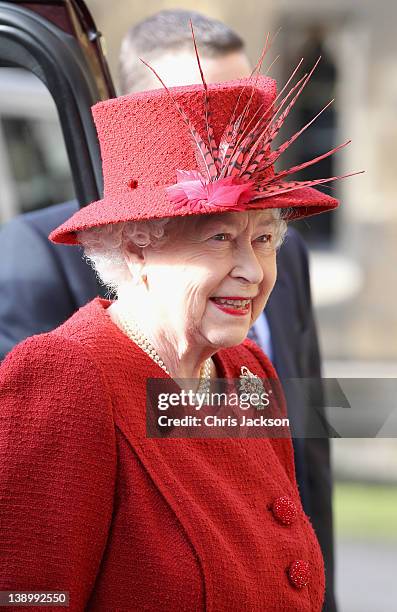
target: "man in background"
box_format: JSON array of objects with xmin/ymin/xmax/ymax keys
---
[{"xmin": 0, "ymin": 10, "xmax": 336, "ymax": 610}]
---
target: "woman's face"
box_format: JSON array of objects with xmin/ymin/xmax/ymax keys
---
[{"xmin": 132, "ymin": 210, "xmax": 279, "ymax": 350}]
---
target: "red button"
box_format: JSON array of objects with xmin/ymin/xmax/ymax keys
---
[
  {"xmin": 270, "ymin": 495, "xmax": 297, "ymax": 525},
  {"xmin": 287, "ymin": 560, "xmax": 310, "ymax": 589}
]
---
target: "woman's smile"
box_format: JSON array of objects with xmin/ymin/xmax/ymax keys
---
[{"xmin": 209, "ymin": 296, "xmax": 252, "ymax": 317}]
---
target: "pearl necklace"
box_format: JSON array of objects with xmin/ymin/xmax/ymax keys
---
[{"xmin": 114, "ymin": 307, "xmax": 212, "ymax": 395}]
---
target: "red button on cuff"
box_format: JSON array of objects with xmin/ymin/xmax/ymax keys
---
[
  {"xmin": 288, "ymin": 559, "xmax": 310, "ymax": 589},
  {"xmin": 271, "ymin": 495, "xmax": 297, "ymax": 525}
]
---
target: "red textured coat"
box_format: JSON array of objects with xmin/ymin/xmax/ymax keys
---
[{"xmin": 0, "ymin": 298, "xmax": 325, "ymax": 611}]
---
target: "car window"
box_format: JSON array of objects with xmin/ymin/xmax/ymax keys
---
[{"xmin": 0, "ymin": 67, "xmax": 74, "ymax": 224}]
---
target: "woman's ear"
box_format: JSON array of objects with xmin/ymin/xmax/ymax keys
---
[{"xmin": 122, "ymin": 240, "xmax": 146, "ymax": 284}]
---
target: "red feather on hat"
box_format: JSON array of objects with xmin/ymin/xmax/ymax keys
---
[{"xmin": 141, "ymin": 22, "xmax": 362, "ymax": 214}]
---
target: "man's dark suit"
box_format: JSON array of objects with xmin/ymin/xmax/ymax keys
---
[{"xmin": 0, "ymin": 201, "xmax": 336, "ymax": 611}]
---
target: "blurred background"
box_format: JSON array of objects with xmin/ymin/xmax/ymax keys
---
[{"xmin": 0, "ymin": 1, "xmax": 396, "ymax": 610}]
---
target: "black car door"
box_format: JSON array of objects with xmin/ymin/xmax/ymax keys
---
[{"xmin": 0, "ymin": 0, "xmax": 116, "ymax": 210}]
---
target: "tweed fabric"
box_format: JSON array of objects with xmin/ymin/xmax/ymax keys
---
[
  {"xmin": 49, "ymin": 77, "xmax": 338, "ymax": 246},
  {"xmin": 0, "ymin": 298, "xmax": 325, "ymax": 611}
]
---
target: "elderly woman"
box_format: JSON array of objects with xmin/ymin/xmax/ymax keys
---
[{"xmin": 0, "ymin": 46, "xmax": 351, "ymax": 611}]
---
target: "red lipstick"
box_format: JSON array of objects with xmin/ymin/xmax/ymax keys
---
[{"xmin": 210, "ymin": 297, "xmax": 251, "ymax": 317}]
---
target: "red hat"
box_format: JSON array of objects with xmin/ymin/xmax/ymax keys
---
[{"xmin": 50, "ymin": 51, "xmax": 355, "ymax": 246}]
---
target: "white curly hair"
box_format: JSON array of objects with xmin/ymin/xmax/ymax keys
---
[{"xmin": 78, "ymin": 208, "xmax": 288, "ymax": 295}]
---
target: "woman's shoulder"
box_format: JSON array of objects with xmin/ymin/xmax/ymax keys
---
[
  {"xmin": 1, "ymin": 297, "xmax": 117, "ymax": 369},
  {"xmin": 0, "ymin": 316, "xmax": 114, "ymax": 428},
  {"xmin": 1, "ymin": 328, "xmax": 101, "ymax": 380},
  {"xmin": 54, "ymin": 296, "xmax": 113, "ymax": 342},
  {"xmin": 0, "ymin": 297, "xmax": 109, "ymax": 378}
]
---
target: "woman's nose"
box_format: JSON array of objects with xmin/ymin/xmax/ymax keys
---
[{"xmin": 230, "ymin": 243, "xmax": 264, "ymax": 285}]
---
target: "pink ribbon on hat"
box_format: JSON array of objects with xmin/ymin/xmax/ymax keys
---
[{"xmin": 166, "ymin": 170, "xmax": 256, "ymax": 213}]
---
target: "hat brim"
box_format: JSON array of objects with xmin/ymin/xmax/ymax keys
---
[{"xmin": 49, "ymin": 184, "xmax": 339, "ymax": 246}]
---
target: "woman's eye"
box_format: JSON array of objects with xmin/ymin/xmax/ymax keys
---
[
  {"xmin": 211, "ymin": 233, "xmax": 231, "ymax": 241},
  {"xmin": 256, "ymin": 234, "xmax": 273, "ymax": 243}
]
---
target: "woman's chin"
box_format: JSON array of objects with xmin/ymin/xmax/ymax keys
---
[{"xmin": 205, "ymin": 329, "xmax": 248, "ymax": 349}]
